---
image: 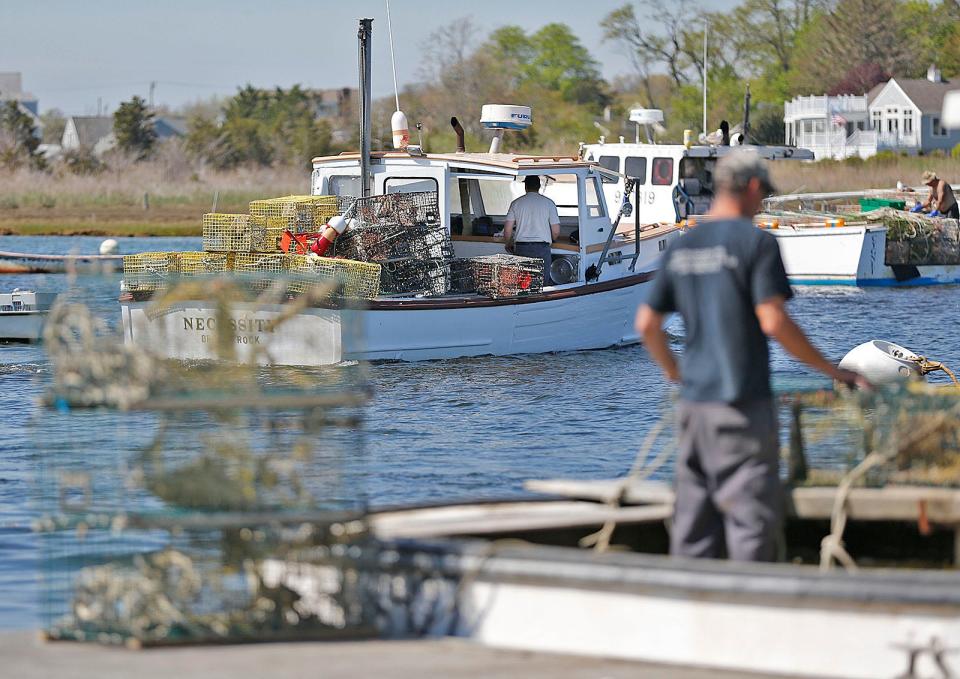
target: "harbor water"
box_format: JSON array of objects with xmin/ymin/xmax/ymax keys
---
[{"xmin": 2, "ymin": 235, "xmax": 960, "ymax": 630}]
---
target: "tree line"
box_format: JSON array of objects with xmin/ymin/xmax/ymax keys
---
[{"xmin": 2, "ymin": 0, "xmax": 958, "ymax": 173}]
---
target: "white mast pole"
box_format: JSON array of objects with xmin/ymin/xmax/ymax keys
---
[{"xmin": 702, "ymin": 26, "xmax": 708, "ymax": 135}]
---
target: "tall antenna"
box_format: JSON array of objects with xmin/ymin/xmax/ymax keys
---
[
  {"xmin": 385, "ymin": 0, "xmax": 400, "ymax": 112},
  {"xmin": 702, "ymin": 25, "xmax": 708, "ymax": 135},
  {"xmin": 385, "ymin": 0, "xmax": 409, "ymax": 149}
]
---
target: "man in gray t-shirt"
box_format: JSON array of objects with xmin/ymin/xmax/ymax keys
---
[
  {"xmin": 636, "ymin": 150, "xmax": 867, "ymax": 562},
  {"xmin": 505, "ymin": 175, "xmax": 560, "ymax": 285}
]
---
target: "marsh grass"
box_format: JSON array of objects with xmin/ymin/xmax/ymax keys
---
[
  {"xmin": 770, "ymin": 155, "xmax": 959, "ymax": 194},
  {"xmin": 0, "ymin": 152, "xmax": 310, "ymax": 235}
]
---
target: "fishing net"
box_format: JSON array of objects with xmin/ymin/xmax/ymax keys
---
[{"xmin": 863, "ymin": 208, "xmax": 960, "ymax": 266}]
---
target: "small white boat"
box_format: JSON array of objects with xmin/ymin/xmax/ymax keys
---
[
  {"xmin": 0, "ymin": 289, "xmax": 55, "ymax": 341},
  {"xmin": 0, "ymin": 249, "xmax": 122, "ymax": 275}
]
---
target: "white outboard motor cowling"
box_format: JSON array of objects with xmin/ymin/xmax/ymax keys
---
[{"xmin": 839, "ymin": 340, "xmax": 924, "ymax": 384}]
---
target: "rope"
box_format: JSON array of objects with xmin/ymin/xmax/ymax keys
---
[
  {"xmin": 820, "ymin": 391, "xmax": 960, "ymax": 571},
  {"xmin": 579, "ymin": 412, "xmax": 674, "ymax": 552},
  {"xmin": 916, "ymin": 356, "xmax": 960, "ymax": 389},
  {"xmin": 385, "ymin": 0, "xmax": 401, "ymax": 112}
]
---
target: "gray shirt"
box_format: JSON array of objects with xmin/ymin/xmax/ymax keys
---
[
  {"xmin": 506, "ymin": 192, "xmax": 559, "ymax": 243},
  {"xmin": 646, "ymin": 219, "xmax": 792, "ymax": 403}
]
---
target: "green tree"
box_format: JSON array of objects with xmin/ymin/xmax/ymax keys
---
[
  {"xmin": 524, "ymin": 24, "xmax": 608, "ymax": 108},
  {"xmin": 113, "ymin": 95, "xmax": 157, "ymax": 159},
  {"xmin": 0, "ymin": 100, "xmax": 43, "ymax": 170}
]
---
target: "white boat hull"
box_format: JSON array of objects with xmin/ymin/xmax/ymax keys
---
[
  {"xmin": 0, "ymin": 311, "xmax": 46, "ymax": 341},
  {"xmin": 120, "ymin": 274, "xmax": 654, "ymax": 365},
  {"xmin": 774, "ymin": 224, "xmax": 960, "ymax": 286}
]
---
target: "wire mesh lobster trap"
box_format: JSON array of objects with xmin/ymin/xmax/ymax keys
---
[
  {"xmin": 470, "ymin": 254, "xmax": 544, "ymax": 298},
  {"xmin": 35, "ymin": 296, "xmax": 377, "ymax": 646},
  {"xmin": 123, "ymin": 253, "xmax": 176, "ymax": 292},
  {"xmin": 334, "ymin": 223, "xmax": 454, "ymax": 263},
  {"xmin": 202, "ymin": 214, "xmax": 254, "ymax": 252},
  {"xmin": 448, "ymin": 258, "xmax": 477, "ymax": 294},
  {"xmin": 786, "ymin": 383, "xmax": 960, "ymax": 489},
  {"xmin": 232, "ymin": 252, "xmax": 290, "ymax": 290},
  {"xmin": 176, "ymin": 252, "xmax": 231, "ymax": 279},
  {"xmin": 287, "ymin": 255, "xmax": 381, "ymax": 299},
  {"xmin": 249, "ymin": 196, "xmax": 338, "ymax": 234},
  {"xmin": 379, "ymin": 258, "xmax": 450, "ymax": 297},
  {"xmin": 339, "ymin": 191, "xmax": 440, "ymax": 229}
]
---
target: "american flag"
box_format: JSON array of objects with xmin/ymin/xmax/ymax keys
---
[{"xmin": 831, "ymin": 110, "xmax": 847, "ymax": 126}]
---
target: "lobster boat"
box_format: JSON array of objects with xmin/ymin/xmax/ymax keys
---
[{"xmin": 119, "ymin": 150, "xmax": 679, "ymax": 366}]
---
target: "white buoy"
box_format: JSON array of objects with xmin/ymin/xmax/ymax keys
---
[
  {"xmin": 391, "ymin": 110, "xmax": 409, "ymax": 150},
  {"xmin": 839, "ymin": 340, "xmax": 924, "ymax": 384},
  {"xmin": 99, "ymin": 239, "xmax": 119, "ymax": 255}
]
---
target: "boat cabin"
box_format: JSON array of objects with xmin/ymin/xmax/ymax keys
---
[
  {"xmin": 311, "ymin": 151, "xmax": 676, "ymax": 287},
  {"xmin": 0, "ymin": 289, "xmax": 55, "ymax": 313},
  {"xmin": 580, "ymin": 141, "xmax": 814, "ymax": 227}
]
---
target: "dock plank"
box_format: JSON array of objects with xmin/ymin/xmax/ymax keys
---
[
  {"xmin": 371, "ymin": 500, "xmax": 672, "ymax": 539},
  {"xmin": 2, "ymin": 633, "xmax": 801, "ymax": 679},
  {"xmin": 525, "ymin": 479, "xmax": 960, "ymax": 523}
]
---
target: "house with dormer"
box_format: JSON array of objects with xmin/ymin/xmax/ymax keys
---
[{"xmin": 784, "ymin": 65, "xmax": 960, "ymax": 159}]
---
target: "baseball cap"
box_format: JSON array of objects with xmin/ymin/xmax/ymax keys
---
[
  {"xmin": 714, "ymin": 149, "xmax": 776, "ymax": 196},
  {"xmin": 922, "ymin": 170, "xmax": 939, "ymax": 184}
]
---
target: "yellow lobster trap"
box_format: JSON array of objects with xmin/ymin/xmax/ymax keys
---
[
  {"xmin": 248, "ymin": 195, "xmax": 339, "ymax": 234},
  {"xmin": 122, "ymin": 252, "xmax": 177, "ymax": 291},
  {"xmin": 288, "ymin": 255, "xmax": 381, "ymax": 299}
]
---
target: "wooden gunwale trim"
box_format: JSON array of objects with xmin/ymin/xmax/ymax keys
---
[{"xmin": 122, "ymin": 271, "xmax": 656, "ymax": 311}]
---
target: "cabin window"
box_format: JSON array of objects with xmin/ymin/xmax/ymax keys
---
[
  {"xmin": 328, "ymin": 175, "xmax": 362, "ymax": 197},
  {"xmin": 597, "ymin": 155, "xmax": 620, "ymax": 183},
  {"xmin": 651, "ymin": 157, "xmax": 674, "ymax": 186},
  {"xmin": 624, "ymin": 156, "xmax": 647, "ymax": 183},
  {"xmin": 871, "ymin": 111, "xmax": 882, "ymax": 131},
  {"xmin": 932, "ymin": 116, "xmax": 947, "ymax": 137},
  {"xmin": 584, "ymin": 176, "xmax": 606, "ymax": 218},
  {"xmin": 384, "ymin": 177, "xmax": 439, "ymax": 195},
  {"xmin": 903, "ymin": 115, "xmax": 913, "ymax": 135}
]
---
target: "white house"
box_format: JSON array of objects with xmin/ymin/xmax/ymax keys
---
[
  {"xmin": 784, "ymin": 65, "xmax": 960, "ymax": 159},
  {"xmin": 61, "ymin": 116, "xmax": 116, "ymax": 156}
]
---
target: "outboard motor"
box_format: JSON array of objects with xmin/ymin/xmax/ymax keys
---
[{"xmin": 839, "ymin": 340, "xmax": 924, "ymax": 384}]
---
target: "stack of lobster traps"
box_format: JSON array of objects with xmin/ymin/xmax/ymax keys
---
[{"xmin": 334, "ymin": 192, "xmax": 453, "ymax": 297}]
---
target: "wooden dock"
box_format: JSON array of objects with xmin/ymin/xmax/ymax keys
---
[{"xmin": 1, "ymin": 632, "xmax": 799, "ymax": 679}]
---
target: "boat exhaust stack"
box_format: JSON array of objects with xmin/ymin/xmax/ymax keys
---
[
  {"xmin": 451, "ymin": 117, "xmax": 466, "ymax": 153},
  {"xmin": 358, "ymin": 18, "xmax": 373, "ymax": 198}
]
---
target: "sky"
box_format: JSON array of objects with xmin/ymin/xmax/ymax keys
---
[{"xmin": 0, "ymin": 0, "xmax": 734, "ymax": 116}]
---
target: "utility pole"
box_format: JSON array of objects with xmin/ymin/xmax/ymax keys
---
[
  {"xmin": 149, "ymin": 81, "xmax": 156, "ymax": 108},
  {"xmin": 97, "ymin": 96, "xmax": 102, "ymax": 117}
]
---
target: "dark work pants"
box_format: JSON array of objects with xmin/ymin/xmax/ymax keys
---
[
  {"xmin": 513, "ymin": 241, "xmax": 553, "ymax": 286},
  {"xmin": 947, "ymin": 204, "xmax": 959, "ymax": 219},
  {"xmin": 671, "ymin": 399, "xmax": 783, "ymax": 562}
]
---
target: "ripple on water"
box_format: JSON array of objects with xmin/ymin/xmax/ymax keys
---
[{"xmin": 3, "ymin": 235, "xmax": 960, "ymax": 629}]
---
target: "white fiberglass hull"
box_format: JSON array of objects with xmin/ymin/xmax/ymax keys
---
[
  {"xmin": 120, "ymin": 274, "xmax": 654, "ymax": 366},
  {"xmin": 0, "ymin": 311, "xmax": 46, "ymax": 342},
  {"xmin": 774, "ymin": 224, "xmax": 960, "ymax": 286}
]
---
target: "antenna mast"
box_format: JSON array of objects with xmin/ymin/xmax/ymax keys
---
[{"xmin": 702, "ymin": 26, "xmax": 708, "ymax": 135}]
